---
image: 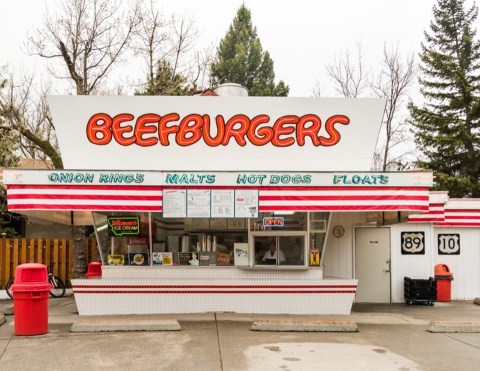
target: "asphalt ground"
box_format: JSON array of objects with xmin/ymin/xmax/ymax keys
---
[{"xmin": 1, "ymin": 295, "xmax": 480, "ymax": 371}]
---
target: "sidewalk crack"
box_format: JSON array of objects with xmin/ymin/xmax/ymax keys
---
[{"xmin": 214, "ymin": 312, "xmax": 224, "ymax": 371}]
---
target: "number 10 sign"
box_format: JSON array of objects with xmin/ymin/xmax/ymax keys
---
[{"xmin": 401, "ymin": 231, "xmax": 425, "ymax": 255}]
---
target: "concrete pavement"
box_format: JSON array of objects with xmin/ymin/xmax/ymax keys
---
[{"xmin": 1, "ymin": 296, "xmax": 480, "ymax": 370}]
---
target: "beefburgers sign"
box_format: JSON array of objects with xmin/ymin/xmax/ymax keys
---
[{"xmin": 48, "ymin": 96, "xmax": 385, "ymax": 172}]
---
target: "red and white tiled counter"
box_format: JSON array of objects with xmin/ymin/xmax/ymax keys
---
[{"xmin": 72, "ymin": 267, "xmax": 357, "ymax": 316}]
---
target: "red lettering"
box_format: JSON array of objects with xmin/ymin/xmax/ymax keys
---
[
  {"xmin": 177, "ymin": 114, "xmax": 203, "ymax": 146},
  {"xmin": 247, "ymin": 115, "xmax": 272, "ymax": 145},
  {"xmin": 112, "ymin": 113, "xmax": 135, "ymax": 146},
  {"xmin": 203, "ymin": 115, "xmax": 225, "ymax": 146},
  {"xmin": 86, "ymin": 113, "xmax": 113, "ymax": 145},
  {"xmin": 222, "ymin": 114, "xmax": 249, "ymax": 146},
  {"xmin": 272, "ymin": 115, "xmax": 298, "ymax": 147},
  {"xmin": 321, "ymin": 115, "xmax": 350, "ymax": 146},
  {"xmin": 297, "ymin": 114, "xmax": 321, "ymax": 146},
  {"xmin": 158, "ymin": 113, "xmax": 180, "ymax": 145},
  {"xmin": 135, "ymin": 114, "xmax": 160, "ymax": 146},
  {"xmin": 86, "ymin": 112, "xmax": 350, "ymax": 148}
]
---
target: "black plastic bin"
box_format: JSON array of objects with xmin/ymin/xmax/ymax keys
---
[{"xmin": 404, "ymin": 277, "xmax": 436, "ymax": 305}]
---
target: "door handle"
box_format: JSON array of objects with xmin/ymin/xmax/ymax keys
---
[{"xmin": 383, "ymin": 269, "xmax": 390, "ymax": 273}]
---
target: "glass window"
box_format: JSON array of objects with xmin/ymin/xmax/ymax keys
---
[
  {"xmin": 251, "ymin": 212, "xmax": 307, "ymax": 232},
  {"xmin": 92, "ymin": 211, "xmax": 150, "ymax": 266},
  {"xmin": 253, "ymin": 235, "xmax": 305, "ymax": 266}
]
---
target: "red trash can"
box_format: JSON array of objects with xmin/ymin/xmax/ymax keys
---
[
  {"xmin": 85, "ymin": 262, "xmax": 102, "ymax": 278},
  {"xmin": 434, "ymin": 264, "xmax": 453, "ymax": 302},
  {"xmin": 12, "ymin": 263, "xmax": 52, "ymax": 336}
]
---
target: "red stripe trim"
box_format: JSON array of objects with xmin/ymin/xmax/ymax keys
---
[
  {"xmin": 8, "ymin": 184, "xmax": 429, "ymax": 191},
  {"xmin": 259, "ymin": 195, "xmax": 428, "ymax": 201},
  {"xmin": 8, "ymin": 194, "xmax": 162, "ymax": 201},
  {"xmin": 445, "ymin": 209, "xmax": 480, "ymax": 213},
  {"xmin": 408, "ymin": 218, "xmax": 444, "ymax": 222},
  {"xmin": 8, "ymin": 204, "xmax": 162, "ymax": 211},
  {"xmin": 444, "ymin": 216, "xmax": 480, "ymax": 220},
  {"xmin": 7, "ymin": 184, "xmax": 163, "ymax": 191},
  {"xmin": 72, "ymin": 290, "xmax": 357, "ymax": 294},
  {"xmin": 259, "ymin": 205, "xmax": 428, "ymax": 211},
  {"xmin": 72, "ymin": 285, "xmax": 357, "ymax": 289},
  {"xmin": 437, "ymin": 223, "xmax": 480, "ymax": 227}
]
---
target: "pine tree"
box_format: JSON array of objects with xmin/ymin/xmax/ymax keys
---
[
  {"xmin": 409, "ymin": 0, "xmax": 480, "ymax": 197},
  {"xmin": 136, "ymin": 60, "xmax": 192, "ymax": 96},
  {"xmin": 210, "ymin": 5, "xmax": 289, "ymax": 96}
]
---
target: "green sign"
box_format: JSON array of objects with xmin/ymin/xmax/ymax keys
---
[{"xmin": 107, "ymin": 216, "xmax": 140, "ymax": 236}]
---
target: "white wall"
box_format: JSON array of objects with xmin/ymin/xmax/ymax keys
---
[
  {"xmin": 322, "ymin": 212, "xmax": 370, "ymax": 279},
  {"xmin": 323, "ymin": 216, "xmax": 480, "ymax": 302},
  {"xmin": 433, "ymin": 227, "xmax": 480, "ymax": 300},
  {"xmin": 390, "ymin": 224, "xmax": 434, "ymax": 303},
  {"xmin": 389, "ymin": 223, "xmax": 480, "ymax": 302}
]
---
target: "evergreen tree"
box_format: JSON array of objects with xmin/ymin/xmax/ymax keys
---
[
  {"xmin": 210, "ymin": 5, "xmax": 289, "ymax": 96},
  {"xmin": 136, "ymin": 60, "xmax": 192, "ymax": 96},
  {"xmin": 409, "ymin": 0, "xmax": 480, "ymax": 197}
]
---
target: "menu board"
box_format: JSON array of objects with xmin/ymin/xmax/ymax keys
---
[
  {"xmin": 187, "ymin": 190, "xmax": 211, "ymax": 218},
  {"xmin": 211, "ymin": 190, "xmax": 235, "ymax": 218},
  {"xmin": 163, "ymin": 189, "xmax": 187, "ymax": 218},
  {"xmin": 234, "ymin": 190, "xmax": 259, "ymax": 218}
]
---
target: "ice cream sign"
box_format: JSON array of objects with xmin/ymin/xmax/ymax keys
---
[{"xmin": 107, "ymin": 216, "xmax": 140, "ymax": 236}]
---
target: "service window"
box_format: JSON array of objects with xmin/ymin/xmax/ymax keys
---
[{"xmin": 253, "ymin": 233, "xmax": 306, "ymax": 266}]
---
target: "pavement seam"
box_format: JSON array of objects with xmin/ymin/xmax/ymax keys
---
[
  {"xmin": 0, "ymin": 334, "xmax": 13, "ymax": 360},
  {"xmin": 214, "ymin": 312, "xmax": 224, "ymax": 371},
  {"xmin": 444, "ymin": 334, "xmax": 480, "ymax": 350}
]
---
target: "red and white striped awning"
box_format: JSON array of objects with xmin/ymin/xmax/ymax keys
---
[
  {"xmin": 258, "ymin": 186, "xmax": 429, "ymax": 212},
  {"xmin": 407, "ymin": 192, "xmax": 448, "ymax": 223},
  {"xmin": 436, "ymin": 199, "xmax": 480, "ymax": 227},
  {"xmin": 6, "ymin": 184, "xmax": 163, "ymax": 212},
  {"xmin": 6, "ymin": 184, "xmax": 430, "ymax": 213},
  {"xmin": 407, "ymin": 195, "xmax": 480, "ymax": 227}
]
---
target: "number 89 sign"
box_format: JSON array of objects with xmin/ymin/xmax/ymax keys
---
[{"xmin": 401, "ymin": 231, "xmax": 425, "ymax": 255}]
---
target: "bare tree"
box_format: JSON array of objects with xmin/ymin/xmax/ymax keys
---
[
  {"xmin": 24, "ymin": 0, "xmax": 142, "ymax": 278},
  {"xmin": 326, "ymin": 43, "xmax": 369, "ymax": 98},
  {"xmin": 325, "ymin": 42, "xmax": 416, "ymax": 170},
  {"xmin": 370, "ymin": 44, "xmax": 416, "ymax": 171},
  {"xmin": 133, "ymin": 0, "xmax": 211, "ymax": 94},
  {"xmin": 311, "ymin": 80, "xmax": 322, "ymax": 97},
  {"xmin": 27, "ymin": 0, "xmax": 141, "ymax": 95},
  {"xmin": 0, "ymin": 70, "xmax": 60, "ymax": 168}
]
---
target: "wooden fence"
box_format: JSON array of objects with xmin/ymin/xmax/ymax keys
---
[{"xmin": 0, "ymin": 237, "xmax": 98, "ymax": 289}]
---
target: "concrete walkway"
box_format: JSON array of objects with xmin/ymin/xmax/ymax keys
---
[{"xmin": 1, "ymin": 296, "xmax": 480, "ymax": 370}]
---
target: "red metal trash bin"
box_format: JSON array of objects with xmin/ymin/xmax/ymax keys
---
[
  {"xmin": 434, "ymin": 264, "xmax": 453, "ymax": 302},
  {"xmin": 12, "ymin": 263, "xmax": 52, "ymax": 336},
  {"xmin": 85, "ymin": 262, "xmax": 102, "ymax": 278}
]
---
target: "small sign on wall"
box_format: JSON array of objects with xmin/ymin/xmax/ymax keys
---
[
  {"xmin": 401, "ymin": 231, "xmax": 425, "ymax": 255},
  {"xmin": 438, "ymin": 234, "xmax": 460, "ymax": 255}
]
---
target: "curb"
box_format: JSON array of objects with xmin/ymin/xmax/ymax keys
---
[
  {"xmin": 427, "ymin": 320, "xmax": 480, "ymax": 333},
  {"xmin": 70, "ymin": 318, "xmax": 181, "ymax": 332},
  {"xmin": 251, "ymin": 320, "xmax": 358, "ymax": 332}
]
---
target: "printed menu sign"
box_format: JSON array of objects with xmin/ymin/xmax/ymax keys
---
[
  {"xmin": 211, "ymin": 190, "xmax": 235, "ymax": 218},
  {"xmin": 234, "ymin": 190, "xmax": 259, "ymax": 218},
  {"xmin": 187, "ymin": 190, "xmax": 211, "ymax": 218},
  {"xmin": 163, "ymin": 189, "xmax": 187, "ymax": 218},
  {"xmin": 107, "ymin": 216, "xmax": 140, "ymax": 236}
]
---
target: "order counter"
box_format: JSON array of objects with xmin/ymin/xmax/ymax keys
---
[{"xmin": 72, "ymin": 266, "xmax": 357, "ymax": 316}]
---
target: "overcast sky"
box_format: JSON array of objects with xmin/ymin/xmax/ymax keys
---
[{"xmin": 0, "ymin": 0, "xmax": 445, "ymax": 97}]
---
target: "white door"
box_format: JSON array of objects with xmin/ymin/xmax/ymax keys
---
[{"xmin": 355, "ymin": 227, "xmax": 391, "ymax": 303}]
